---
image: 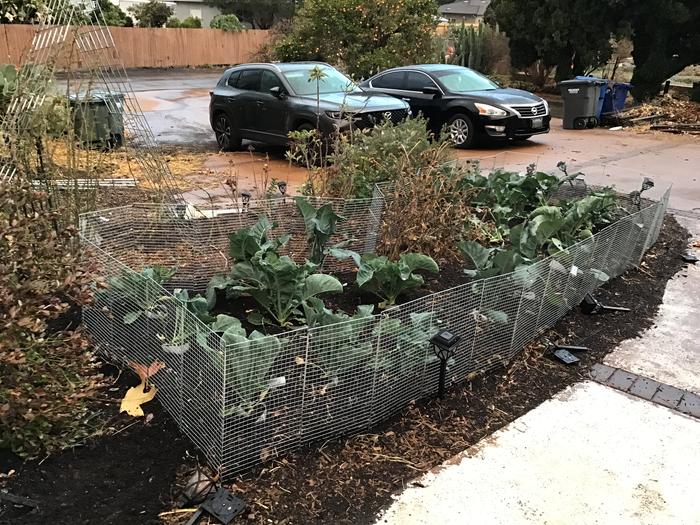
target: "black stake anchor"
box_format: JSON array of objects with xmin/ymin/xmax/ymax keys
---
[
  {"xmin": 185, "ymin": 488, "xmax": 246, "ymax": 525},
  {"xmin": 580, "ymin": 293, "xmax": 631, "ymax": 315},
  {"xmin": 549, "ymin": 343, "xmax": 590, "ymax": 365}
]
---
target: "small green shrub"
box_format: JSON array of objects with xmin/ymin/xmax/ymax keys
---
[
  {"xmin": 210, "ymin": 14, "xmax": 244, "ymax": 32},
  {"xmin": 166, "ymin": 16, "xmax": 181, "ymax": 27},
  {"xmin": 0, "ymin": 182, "xmax": 105, "ymax": 458},
  {"xmin": 179, "ymin": 16, "xmax": 202, "ymax": 28},
  {"xmin": 303, "ymin": 117, "xmax": 453, "ymax": 199}
]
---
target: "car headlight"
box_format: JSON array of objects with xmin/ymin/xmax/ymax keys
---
[
  {"xmin": 542, "ymin": 99, "xmax": 549, "ymax": 114},
  {"xmin": 474, "ymin": 103, "xmax": 508, "ymax": 117}
]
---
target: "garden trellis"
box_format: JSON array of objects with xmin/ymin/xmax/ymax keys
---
[{"xmin": 80, "ymin": 177, "xmax": 671, "ymax": 479}]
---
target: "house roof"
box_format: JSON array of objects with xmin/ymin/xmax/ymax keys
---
[{"xmin": 438, "ymin": 0, "xmax": 491, "ymax": 17}]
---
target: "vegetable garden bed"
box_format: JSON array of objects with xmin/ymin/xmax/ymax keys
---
[{"xmin": 80, "ymin": 173, "xmax": 670, "ymax": 480}]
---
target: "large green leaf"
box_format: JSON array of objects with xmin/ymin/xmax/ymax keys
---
[
  {"xmin": 303, "ymin": 273, "xmax": 343, "ymax": 299},
  {"xmin": 206, "ymin": 274, "xmax": 231, "ymax": 308},
  {"xmin": 400, "ymin": 253, "xmax": 439, "ymax": 274},
  {"xmin": 458, "ymin": 240, "xmax": 494, "ymax": 270},
  {"xmin": 123, "ymin": 311, "xmax": 142, "ymax": 325}
]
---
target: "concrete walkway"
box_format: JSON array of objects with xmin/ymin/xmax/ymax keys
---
[{"xmin": 376, "ymin": 214, "xmax": 700, "ymax": 525}]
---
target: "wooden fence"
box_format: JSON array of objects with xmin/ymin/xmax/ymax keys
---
[{"xmin": 0, "ymin": 25, "xmax": 269, "ymax": 68}]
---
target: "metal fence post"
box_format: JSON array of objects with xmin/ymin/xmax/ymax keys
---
[
  {"xmin": 367, "ymin": 316, "xmax": 384, "ymax": 426},
  {"xmin": 297, "ymin": 329, "xmax": 312, "ymax": 443}
]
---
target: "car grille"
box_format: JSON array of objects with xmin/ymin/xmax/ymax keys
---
[
  {"xmin": 510, "ymin": 103, "xmax": 547, "ymax": 118},
  {"xmin": 357, "ymin": 108, "xmax": 410, "ymax": 128}
]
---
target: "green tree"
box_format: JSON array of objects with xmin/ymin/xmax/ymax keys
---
[
  {"xmin": 89, "ymin": 0, "xmax": 132, "ymax": 26},
  {"xmin": 0, "ymin": 0, "xmax": 42, "ymax": 23},
  {"xmin": 274, "ymin": 0, "xmax": 439, "ymax": 78},
  {"xmin": 127, "ymin": 0, "xmax": 173, "ymax": 27},
  {"xmin": 624, "ymin": 0, "xmax": 700, "ymax": 101},
  {"xmin": 210, "ymin": 13, "xmax": 244, "ymax": 31},
  {"xmin": 205, "ymin": 0, "xmax": 297, "ymax": 29},
  {"xmin": 488, "ymin": 0, "xmax": 621, "ymax": 82}
]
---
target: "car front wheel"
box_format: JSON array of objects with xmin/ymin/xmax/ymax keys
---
[
  {"xmin": 447, "ymin": 113, "xmax": 476, "ymax": 148},
  {"xmin": 214, "ymin": 113, "xmax": 241, "ymax": 151}
]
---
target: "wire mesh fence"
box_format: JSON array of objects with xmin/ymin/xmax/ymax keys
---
[{"xmin": 81, "ymin": 184, "xmax": 671, "ymax": 479}]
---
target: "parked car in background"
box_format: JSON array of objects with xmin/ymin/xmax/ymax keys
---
[
  {"xmin": 360, "ymin": 64, "xmax": 550, "ymax": 148},
  {"xmin": 209, "ymin": 62, "xmax": 411, "ymax": 150}
]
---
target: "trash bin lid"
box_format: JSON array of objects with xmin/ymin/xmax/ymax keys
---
[
  {"xmin": 68, "ymin": 90, "xmax": 125, "ymax": 103},
  {"xmin": 560, "ymin": 78, "xmax": 607, "ymax": 87},
  {"xmin": 574, "ymin": 75, "xmax": 608, "ymax": 85}
]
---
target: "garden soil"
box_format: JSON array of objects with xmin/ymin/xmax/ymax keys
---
[{"xmin": 0, "ymin": 215, "xmax": 690, "ymax": 525}]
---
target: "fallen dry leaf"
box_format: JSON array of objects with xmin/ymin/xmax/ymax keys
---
[
  {"xmin": 120, "ymin": 361, "xmax": 165, "ymax": 416},
  {"xmin": 120, "ymin": 380, "xmax": 157, "ymax": 417},
  {"xmin": 128, "ymin": 360, "xmax": 165, "ymax": 384}
]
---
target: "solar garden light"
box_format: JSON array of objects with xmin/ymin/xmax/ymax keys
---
[
  {"xmin": 631, "ymin": 177, "xmax": 655, "ymax": 210},
  {"xmin": 430, "ymin": 329, "xmax": 461, "ymax": 399},
  {"xmin": 580, "ymin": 293, "xmax": 631, "ymax": 315},
  {"xmin": 277, "ymin": 180, "xmax": 287, "ymax": 203}
]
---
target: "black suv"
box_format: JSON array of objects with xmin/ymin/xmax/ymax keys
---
[
  {"xmin": 361, "ymin": 64, "xmax": 550, "ymax": 148},
  {"xmin": 209, "ymin": 62, "xmax": 411, "ymax": 150}
]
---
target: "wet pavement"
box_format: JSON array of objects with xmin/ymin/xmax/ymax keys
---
[{"xmin": 130, "ymin": 70, "xmax": 700, "ymax": 211}]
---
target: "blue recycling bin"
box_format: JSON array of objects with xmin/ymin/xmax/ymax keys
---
[
  {"xmin": 574, "ymin": 76, "xmax": 607, "ymax": 119},
  {"xmin": 602, "ymin": 82, "xmax": 632, "ymax": 114}
]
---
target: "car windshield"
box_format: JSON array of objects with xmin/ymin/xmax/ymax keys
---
[
  {"xmin": 433, "ymin": 68, "xmax": 499, "ymax": 92},
  {"xmin": 283, "ymin": 66, "xmax": 362, "ymax": 96}
]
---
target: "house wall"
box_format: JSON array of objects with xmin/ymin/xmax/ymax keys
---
[
  {"xmin": 116, "ymin": 0, "xmax": 222, "ymax": 26},
  {"xmin": 445, "ymin": 14, "xmax": 480, "ymax": 25}
]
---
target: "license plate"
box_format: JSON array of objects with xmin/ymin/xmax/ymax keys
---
[{"xmin": 532, "ymin": 117, "xmax": 543, "ymax": 129}]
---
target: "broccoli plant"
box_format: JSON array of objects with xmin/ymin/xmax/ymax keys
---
[
  {"xmin": 210, "ymin": 218, "xmax": 343, "ymax": 326},
  {"xmin": 228, "ymin": 252, "xmax": 342, "ymax": 326},
  {"xmin": 342, "ymin": 252, "xmax": 439, "ymax": 307},
  {"xmin": 294, "ymin": 196, "xmax": 352, "ymax": 265},
  {"xmin": 228, "ymin": 215, "xmax": 289, "ymax": 263},
  {"xmin": 302, "ymin": 298, "xmax": 375, "ymax": 380},
  {"xmin": 105, "ymin": 266, "xmax": 176, "ymax": 324},
  {"xmin": 371, "ymin": 312, "xmax": 443, "ymax": 377},
  {"xmin": 198, "ymin": 314, "xmax": 283, "ymax": 416}
]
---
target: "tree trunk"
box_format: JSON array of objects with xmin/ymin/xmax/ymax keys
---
[{"xmin": 554, "ymin": 50, "xmax": 574, "ymax": 82}]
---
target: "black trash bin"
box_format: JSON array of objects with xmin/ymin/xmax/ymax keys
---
[
  {"xmin": 558, "ymin": 79, "xmax": 607, "ymax": 130},
  {"xmin": 69, "ymin": 91, "xmax": 125, "ymax": 149}
]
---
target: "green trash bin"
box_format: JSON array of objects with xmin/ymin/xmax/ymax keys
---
[
  {"xmin": 558, "ymin": 79, "xmax": 606, "ymax": 130},
  {"xmin": 69, "ymin": 91, "xmax": 125, "ymax": 149}
]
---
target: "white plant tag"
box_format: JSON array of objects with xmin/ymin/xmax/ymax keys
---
[
  {"xmin": 570, "ymin": 265, "xmax": 579, "ymax": 277},
  {"xmin": 268, "ymin": 376, "xmax": 286, "ymax": 388}
]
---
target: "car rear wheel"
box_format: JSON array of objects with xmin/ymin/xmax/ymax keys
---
[
  {"xmin": 214, "ymin": 113, "xmax": 241, "ymax": 151},
  {"xmin": 447, "ymin": 113, "xmax": 476, "ymax": 148}
]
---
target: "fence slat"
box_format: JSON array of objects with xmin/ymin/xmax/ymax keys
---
[{"xmin": 3, "ymin": 25, "xmax": 268, "ymax": 68}]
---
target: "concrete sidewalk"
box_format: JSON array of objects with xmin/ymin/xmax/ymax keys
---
[{"xmin": 376, "ymin": 215, "xmax": 700, "ymax": 525}]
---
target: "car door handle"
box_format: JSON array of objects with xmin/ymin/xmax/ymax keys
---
[
  {"xmin": 256, "ymin": 101, "xmax": 265, "ymax": 107},
  {"xmin": 226, "ymin": 97, "xmax": 235, "ymax": 103}
]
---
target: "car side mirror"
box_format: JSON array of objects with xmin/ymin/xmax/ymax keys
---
[
  {"xmin": 270, "ymin": 86, "xmax": 286, "ymax": 99},
  {"xmin": 422, "ymin": 85, "xmax": 441, "ymax": 97}
]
